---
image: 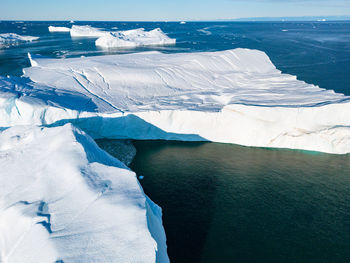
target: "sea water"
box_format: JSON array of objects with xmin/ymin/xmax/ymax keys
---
[
  {"xmin": 2, "ymin": 20, "xmax": 350, "ymax": 263},
  {"xmin": 128, "ymin": 141, "xmax": 350, "ymax": 263}
]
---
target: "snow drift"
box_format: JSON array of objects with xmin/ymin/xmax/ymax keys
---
[
  {"xmin": 0, "ymin": 124, "xmax": 169, "ymax": 263},
  {"xmin": 95, "ymin": 28, "xmax": 176, "ymax": 48},
  {"xmin": 1, "ymin": 48, "xmax": 350, "ymax": 154},
  {"xmin": 48, "ymin": 26, "xmax": 70, "ymax": 32}
]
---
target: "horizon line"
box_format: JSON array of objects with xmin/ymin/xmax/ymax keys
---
[{"xmin": 1, "ymin": 15, "xmax": 350, "ymax": 22}]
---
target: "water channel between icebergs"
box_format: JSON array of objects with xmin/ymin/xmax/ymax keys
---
[{"xmin": 96, "ymin": 139, "xmax": 350, "ymax": 263}]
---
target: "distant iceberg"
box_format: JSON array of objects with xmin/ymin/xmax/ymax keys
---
[
  {"xmin": 1, "ymin": 49, "xmax": 350, "ymax": 154},
  {"xmin": 48, "ymin": 26, "xmax": 70, "ymax": 32},
  {"xmin": 180, "ymin": 21, "xmax": 186, "ymax": 24},
  {"xmin": 95, "ymin": 28, "xmax": 176, "ymax": 48},
  {"xmin": 68, "ymin": 25, "xmax": 175, "ymax": 48},
  {"xmin": 70, "ymin": 25, "xmax": 108, "ymax": 37},
  {"xmin": 0, "ymin": 33, "xmax": 38, "ymax": 45},
  {"xmin": 0, "ymin": 124, "xmax": 169, "ymax": 263}
]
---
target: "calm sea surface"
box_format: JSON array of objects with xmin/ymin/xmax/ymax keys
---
[
  {"xmin": 2, "ymin": 20, "xmax": 350, "ymax": 263},
  {"xmin": 127, "ymin": 141, "xmax": 350, "ymax": 263}
]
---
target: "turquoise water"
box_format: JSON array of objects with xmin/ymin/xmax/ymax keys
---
[
  {"xmin": 1, "ymin": 21, "xmax": 350, "ymax": 94},
  {"xmin": 125, "ymin": 141, "xmax": 350, "ymax": 263}
]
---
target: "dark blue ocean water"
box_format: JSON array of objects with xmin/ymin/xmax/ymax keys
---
[
  {"xmin": 1, "ymin": 20, "xmax": 350, "ymax": 94},
  {"xmin": 112, "ymin": 140, "xmax": 350, "ymax": 263}
]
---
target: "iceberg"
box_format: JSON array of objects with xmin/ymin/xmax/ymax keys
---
[
  {"xmin": 95, "ymin": 28, "xmax": 176, "ymax": 48},
  {"xmin": 70, "ymin": 25, "xmax": 108, "ymax": 37},
  {"xmin": 0, "ymin": 33, "xmax": 39, "ymax": 45},
  {"xmin": 1, "ymin": 48, "xmax": 350, "ymax": 154},
  {"xmin": 68, "ymin": 25, "xmax": 175, "ymax": 48},
  {"xmin": 48, "ymin": 26, "xmax": 70, "ymax": 32},
  {"xmin": 0, "ymin": 124, "xmax": 169, "ymax": 263}
]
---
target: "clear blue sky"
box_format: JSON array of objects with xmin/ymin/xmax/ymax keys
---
[{"xmin": 1, "ymin": 0, "xmax": 350, "ymax": 21}]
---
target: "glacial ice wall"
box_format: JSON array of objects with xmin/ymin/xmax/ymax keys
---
[
  {"xmin": 0, "ymin": 124, "xmax": 169, "ymax": 263},
  {"xmin": 1, "ymin": 48, "xmax": 350, "ymax": 154}
]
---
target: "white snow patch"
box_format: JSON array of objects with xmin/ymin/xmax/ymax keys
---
[
  {"xmin": 48, "ymin": 26, "xmax": 70, "ymax": 32},
  {"xmin": 0, "ymin": 124, "xmax": 169, "ymax": 263}
]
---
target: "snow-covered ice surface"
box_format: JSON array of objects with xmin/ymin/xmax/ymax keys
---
[
  {"xmin": 1, "ymin": 48, "xmax": 350, "ymax": 154},
  {"xmin": 48, "ymin": 26, "xmax": 70, "ymax": 32},
  {"xmin": 95, "ymin": 28, "xmax": 176, "ymax": 48},
  {"xmin": 0, "ymin": 124, "xmax": 169, "ymax": 263},
  {"xmin": 0, "ymin": 33, "xmax": 39, "ymax": 46}
]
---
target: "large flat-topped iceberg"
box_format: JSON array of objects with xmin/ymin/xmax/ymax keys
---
[
  {"xmin": 24, "ymin": 49, "xmax": 348, "ymax": 111},
  {"xmin": 1, "ymin": 49, "xmax": 350, "ymax": 154},
  {"xmin": 95, "ymin": 28, "xmax": 176, "ymax": 48},
  {"xmin": 0, "ymin": 124, "xmax": 169, "ymax": 263}
]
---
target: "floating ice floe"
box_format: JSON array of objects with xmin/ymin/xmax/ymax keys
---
[
  {"xmin": 48, "ymin": 26, "xmax": 70, "ymax": 32},
  {"xmin": 1, "ymin": 48, "xmax": 350, "ymax": 154},
  {"xmin": 95, "ymin": 28, "xmax": 176, "ymax": 48},
  {"xmin": 0, "ymin": 33, "xmax": 39, "ymax": 45},
  {"xmin": 0, "ymin": 124, "xmax": 169, "ymax": 263}
]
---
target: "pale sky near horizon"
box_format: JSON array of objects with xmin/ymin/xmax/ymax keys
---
[{"xmin": 1, "ymin": 0, "xmax": 350, "ymax": 21}]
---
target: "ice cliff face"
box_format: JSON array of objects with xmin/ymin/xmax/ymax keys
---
[
  {"xmin": 0, "ymin": 124, "xmax": 169, "ymax": 263},
  {"xmin": 0, "ymin": 48, "xmax": 349, "ymax": 154}
]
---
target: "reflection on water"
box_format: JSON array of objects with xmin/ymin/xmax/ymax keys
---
[{"xmin": 121, "ymin": 141, "xmax": 349, "ymax": 263}]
